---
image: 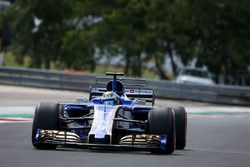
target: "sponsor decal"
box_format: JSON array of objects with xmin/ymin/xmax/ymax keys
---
[{"xmin": 125, "ymin": 89, "xmax": 153, "ymax": 95}]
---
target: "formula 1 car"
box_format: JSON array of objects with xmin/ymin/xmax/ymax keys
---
[{"xmin": 32, "ymin": 72, "xmax": 187, "ymax": 154}]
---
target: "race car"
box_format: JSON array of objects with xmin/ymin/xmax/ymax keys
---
[{"xmin": 32, "ymin": 72, "xmax": 187, "ymax": 154}]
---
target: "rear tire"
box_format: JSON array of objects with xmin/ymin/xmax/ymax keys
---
[
  {"xmin": 32, "ymin": 102, "xmax": 59, "ymax": 149},
  {"xmin": 147, "ymin": 108, "xmax": 175, "ymax": 154},
  {"xmin": 173, "ymin": 107, "xmax": 187, "ymax": 150}
]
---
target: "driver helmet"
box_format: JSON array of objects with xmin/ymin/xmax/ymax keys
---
[{"xmin": 101, "ymin": 91, "xmax": 120, "ymax": 105}]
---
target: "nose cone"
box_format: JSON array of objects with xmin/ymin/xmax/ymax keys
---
[{"xmin": 88, "ymin": 105, "xmax": 118, "ymax": 144}]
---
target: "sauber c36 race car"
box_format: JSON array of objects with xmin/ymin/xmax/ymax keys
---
[{"xmin": 32, "ymin": 72, "xmax": 187, "ymax": 154}]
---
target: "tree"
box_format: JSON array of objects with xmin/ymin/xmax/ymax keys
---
[
  {"xmin": 2, "ymin": 0, "xmax": 73, "ymax": 69},
  {"xmin": 1, "ymin": 0, "xmax": 250, "ymax": 82},
  {"xmin": 189, "ymin": 0, "xmax": 250, "ymax": 82},
  {"xmin": 60, "ymin": 29, "xmax": 95, "ymax": 71},
  {"xmin": 143, "ymin": 0, "xmax": 197, "ymax": 78}
]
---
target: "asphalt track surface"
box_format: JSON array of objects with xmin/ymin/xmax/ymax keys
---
[{"xmin": 0, "ymin": 85, "xmax": 250, "ymax": 167}]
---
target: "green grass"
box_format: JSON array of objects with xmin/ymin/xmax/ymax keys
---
[
  {"xmin": 2, "ymin": 52, "xmax": 162, "ymax": 79},
  {"xmin": 2, "ymin": 52, "xmax": 18, "ymax": 66},
  {"xmin": 0, "ymin": 114, "xmax": 33, "ymax": 118},
  {"xmin": 2, "ymin": 52, "xmax": 31, "ymax": 67}
]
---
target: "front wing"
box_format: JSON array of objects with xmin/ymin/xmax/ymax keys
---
[{"xmin": 34, "ymin": 129, "xmax": 167, "ymax": 151}]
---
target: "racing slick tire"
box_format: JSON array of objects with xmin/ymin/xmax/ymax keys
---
[
  {"xmin": 173, "ymin": 107, "xmax": 187, "ymax": 150},
  {"xmin": 32, "ymin": 102, "xmax": 59, "ymax": 149},
  {"xmin": 147, "ymin": 107, "xmax": 176, "ymax": 154}
]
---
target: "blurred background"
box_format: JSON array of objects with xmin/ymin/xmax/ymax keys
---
[{"xmin": 0, "ymin": 0, "xmax": 250, "ymax": 86}]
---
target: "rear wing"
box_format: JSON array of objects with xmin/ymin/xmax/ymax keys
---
[
  {"xmin": 94, "ymin": 76, "xmax": 147, "ymax": 88},
  {"xmin": 90, "ymin": 76, "xmax": 155, "ymax": 105}
]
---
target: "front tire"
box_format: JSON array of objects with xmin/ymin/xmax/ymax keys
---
[
  {"xmin": 32, "ymin": 102, "xmax": 59, "ymax": 149},
  {"xmin": 147, "ymin": 108, "xmax": 176, "ymax": 154}
]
